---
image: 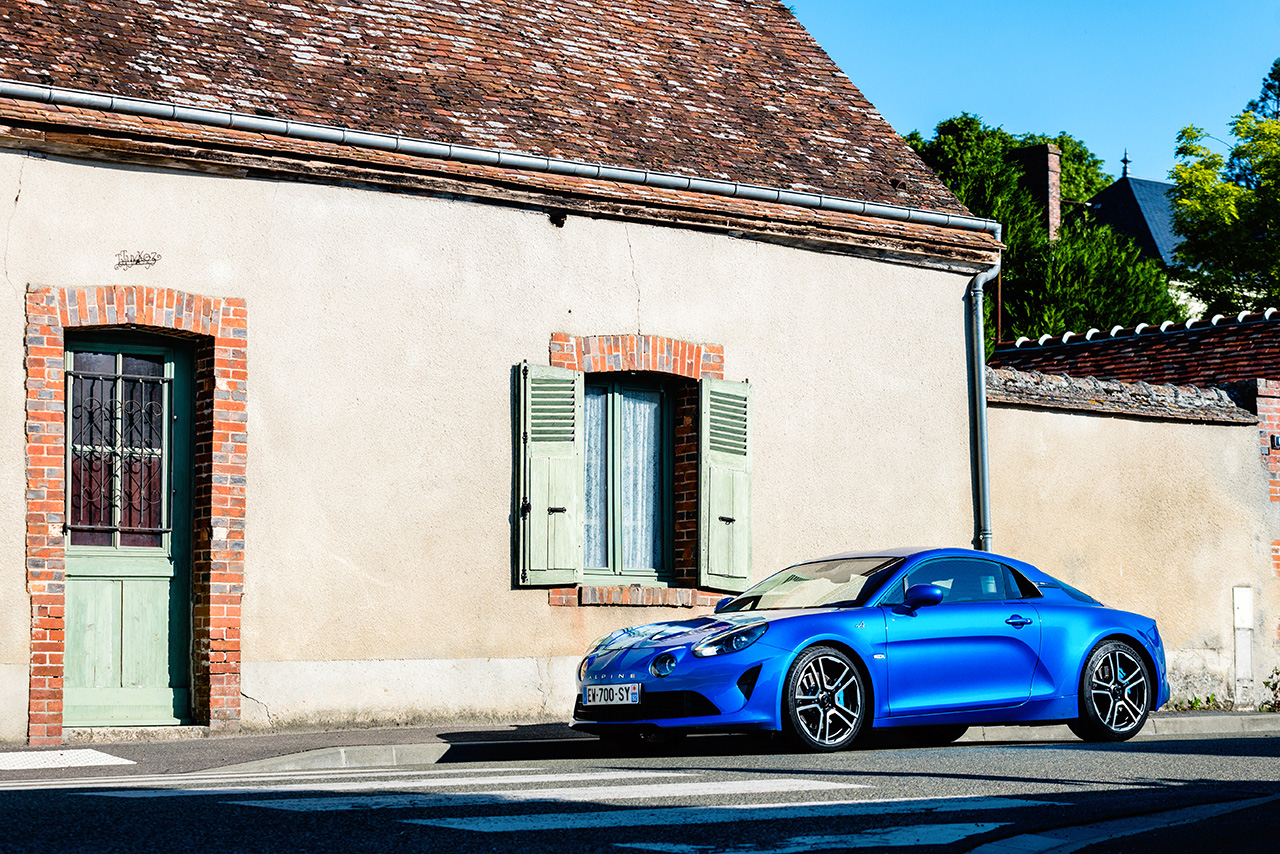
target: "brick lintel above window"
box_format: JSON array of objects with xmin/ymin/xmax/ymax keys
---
[{"xmin": 550, "ymin": 333, "xmax": 724, "ymax": 380}]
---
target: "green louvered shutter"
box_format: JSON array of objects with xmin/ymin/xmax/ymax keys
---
[
  {"xmin": 698, "ymin": 378, "xmax": 752, "ymax": 592},
  {"xmin": 518, "ymin": 362, "xmax": 583, "ymax": 586}
]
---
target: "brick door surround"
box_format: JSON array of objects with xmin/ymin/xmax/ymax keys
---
[{"xmin": 24, "ymin": 286, "xmax": 246, "ymax": 745}]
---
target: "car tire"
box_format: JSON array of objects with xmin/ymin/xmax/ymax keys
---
[
  {"xmin": 1069, "ymin": 640, "xmax": 1152, "ymax": 742},
  {"xmin": 901, "ymin": 724, "xmax": 969, "ymax": 747},
  {"xmin": 783, "ymin": 645, "xmax": 868, "ymax": 752}
]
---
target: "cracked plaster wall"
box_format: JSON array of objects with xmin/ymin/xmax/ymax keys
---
[
  {"xmin": 0, "ymin": 147, "xmax": 979, "ymax": 726},
  {"xmin": 0, "ymin": 153, "xmax": 31, "ymax": 743}
]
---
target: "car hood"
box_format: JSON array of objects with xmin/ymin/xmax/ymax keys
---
[{"xmin": 589, "ymin": 608, "xmax": 824, "ymax": 653}]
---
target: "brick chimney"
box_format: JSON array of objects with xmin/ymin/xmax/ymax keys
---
[{"xmin": 1011, "ymin": 143, "xmax": 1062, "ymax": 240}]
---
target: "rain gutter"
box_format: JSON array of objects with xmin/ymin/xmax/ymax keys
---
[
  {"xmin": 967, "ymin": 234, "xmax": 1001, "ymax": 552},
  {"xmin": 0, "ymin": 78, "xmax": 1003, "ymax": 550}
]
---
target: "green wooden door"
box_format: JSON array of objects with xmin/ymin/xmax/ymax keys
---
[{"xmin": 63, "ymin": 339, "xmax": 193, "ymax": 726}]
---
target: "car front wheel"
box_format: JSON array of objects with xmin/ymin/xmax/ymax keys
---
[
  {"xmin": 783, "ymin": 645, "xmax": 867, "ymax": 752},
  {"xmin": 1069, "ymin": 640, "xmax": 1152, "ymax": 742}
]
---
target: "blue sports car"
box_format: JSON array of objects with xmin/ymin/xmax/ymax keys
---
[{"xmin": 572, "ymin": 547, "xmax": 1168, "ymax": 751}]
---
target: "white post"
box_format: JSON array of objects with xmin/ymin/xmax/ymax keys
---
[{"xmin": 1233, "ymin": 587, "xmax": 1255, "ymax": 709}]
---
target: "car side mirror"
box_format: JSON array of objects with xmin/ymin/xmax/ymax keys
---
[
  {"xmin": 713, "ymin": 597, "xmax": 734, "ymax": 613},
  {"xmin": 903, "ymin": 584, "xmax": 945, "ymax": 610}
]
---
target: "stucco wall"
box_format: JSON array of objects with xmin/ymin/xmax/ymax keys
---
[
  {"xmin": 989, "ymin": 404, "xmax": 1280, "ymax": 708},
  {"xmin": 0, "ymin": 153, "xmax": 32, "ymax": 742},
  {"xmin": 0, "ymin": 149, "xmax": 979, "ymax": 728}
]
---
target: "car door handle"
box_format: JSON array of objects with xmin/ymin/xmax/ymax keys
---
[{"xmin": 1005, "ymin": 615, "xmax": 1033, "ymax": 628}]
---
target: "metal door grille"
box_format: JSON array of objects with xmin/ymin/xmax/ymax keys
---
[{"xmin": 66, "ymin": 352, "xmax": 171, "ymax": 548}]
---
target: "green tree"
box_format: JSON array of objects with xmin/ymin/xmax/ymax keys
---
[
  {"xmin": 909, "ymin": 114, "xmax": 1184, "ymax": 348},
  {"xmin": 1172, "ymin": 60, "xmax": 1280, "ymax": 313}
]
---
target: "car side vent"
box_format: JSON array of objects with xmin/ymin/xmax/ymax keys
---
[{"xmin": 737, "ymin": 664, "xmax": 762, "ymax": 702}]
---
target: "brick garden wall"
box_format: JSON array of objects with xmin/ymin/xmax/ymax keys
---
[{"xmin": 24, "ymin": 286, "xmax": 246, "ymax": 745}]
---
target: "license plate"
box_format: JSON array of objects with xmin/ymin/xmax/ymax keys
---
[{"xmin": 583, "ymin": 683, "xmax": 641, "ymax": 705}]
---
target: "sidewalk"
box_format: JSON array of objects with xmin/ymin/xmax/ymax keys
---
[{"xmin": 1, "ymin": 712, "xmax": 1277, "ymax": 779}]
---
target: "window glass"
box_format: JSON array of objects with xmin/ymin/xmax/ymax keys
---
[
  {"xmin": 1003, "ymin": 565, "xmax": 1043, "ymax": 599},
  {"xmin": 720, "ymin": 557, "xmax": 901, "ymax": 611},
  {"xmin": 68, "ymin": 349, "xmax": 169, "ymax": 549},
  {"xmin": 582, "ymin": 377, "xmax": 671, "ymax": 580},
  {"xmin": 619, "ymin": 388, "xmax": 663, "ymax": 572},
  {"xmin": 583, "ymin": 386, "xmax": 608, "ymax": 569},
  {"xmin": 886, "ymin": 558, "xmax": 1009, "ymax": 604}
]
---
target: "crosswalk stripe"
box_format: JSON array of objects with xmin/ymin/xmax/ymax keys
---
[
  {"xmin": 227, "ymin": 777, "xmax": 871, "ymax": 812},
  {"xmin": 0, "ymin": 766, "xmax": 541, "ymax": 792},
  {"xmin": 0, "ymin": 749, "xmax": 134, "ymax": 771},
  {"xmin": 403, "ymin": 795, "xmax": 1066, "ymax": 833},
  {"xmin": 84, "ymin": 770, "xmax": 691, "ymax": 798}
]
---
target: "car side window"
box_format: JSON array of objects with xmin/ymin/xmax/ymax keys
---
[
  {"xmin": 1003, "ymin": 564, "xmax": 1043, "ymax": 599},
  {"xmin": 887, "ymin": 558, "xmax": 1009, "ymax": 604}
]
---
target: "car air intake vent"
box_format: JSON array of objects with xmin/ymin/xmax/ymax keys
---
[
  {"xmin": 736, "ymin": 664, "xmax": 762, "ymax": 702},
  {"xmin": 574, "ymin": 691, "xmax": 720, "ymax": 721}
]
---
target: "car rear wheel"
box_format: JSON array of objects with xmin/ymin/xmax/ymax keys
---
[
  {"xmin": 783, "ymin": 645, "xmax": 867, "ymax": 752},
  {"xmin": 1069, "ymin": 640, "xmax": 1152, "ymax": 742},
  {"xmin": 901, "ymin": 724, "xmax": 969, "ymax": 747}
]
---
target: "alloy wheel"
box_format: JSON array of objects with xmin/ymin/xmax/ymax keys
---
[
  {"xmin": 1087, "ymin": 646, "xmax": 1149, "ymax": 734},
  {"xmin": 788, "ymin": 647, "xmax": 863, "ymax": 749},
  {"xmin": 1070, "ymin": 640, "xmax": 1152, "ymax": 742}
]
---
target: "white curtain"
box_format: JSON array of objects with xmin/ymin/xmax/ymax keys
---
[
  {"xmin": 583, "ymin": 386, "xmax": 608, "ymax": 569},
  {"xmin": 620, "ymin": 389, "xmax": 663, "ymax": 572}
]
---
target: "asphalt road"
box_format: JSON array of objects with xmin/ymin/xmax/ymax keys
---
[{"xmin": 1, "ymin": 732, "xmax": 1278, "ymax": 853}]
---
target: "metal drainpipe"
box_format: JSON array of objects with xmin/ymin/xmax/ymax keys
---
[
  {"xmin": 968, "ymin": 226, "xmax": 1002, "ymax": 552},
  {"xmin": 0, "ymin": 78, "xmax": 1005, "ymax": 550}
]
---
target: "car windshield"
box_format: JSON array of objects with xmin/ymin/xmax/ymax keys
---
[{"xmin": 718, "ymin": 557, "xmax": 902, "ymax": 612}]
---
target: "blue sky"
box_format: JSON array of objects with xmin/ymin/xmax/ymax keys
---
[{"xmin": 789, "ymin": 0, "xmax": 1280, "ymax": 185}]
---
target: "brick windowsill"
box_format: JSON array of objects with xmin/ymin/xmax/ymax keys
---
[{"xmin": 549, "ymin": 586, "xmax": 728, "ymax": 608}]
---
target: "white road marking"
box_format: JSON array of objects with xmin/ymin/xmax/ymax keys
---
[
  {"xmin": 404, "ymin": 795, "xmax": 1064, "ymax": 833},
  {"xmin": 615, "ymin": 823, "xmax": 1010, "ymax": 853},
  {"xmin": 0, "ymin": 749, "xmax": 135, "ymax": 771},
  {"xmin": 0, "ymin": 765, "xmax": 540, "ymax": 792},
  {"xmin": 228, "ymin": 777, "xmax": 871, "ymax": 812},
  {"xmin": 84, "ymin": 770, "xmax": 691, "ymax": 798}
]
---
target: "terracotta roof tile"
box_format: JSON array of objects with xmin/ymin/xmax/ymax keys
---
[
  {"xmin": 0, "ymin": 97, "xmax": 997, "ymax": 264},
  {"xmin": 0, "ymin": 0, "xmax": 965, "ymax": 214}
]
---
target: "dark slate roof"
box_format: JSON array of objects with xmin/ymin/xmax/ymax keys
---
[
  {"xmin": 1088, "ymin": 176, "xmax": 1180, "ymax": 266},
  {"xmin": 987, "ymin": 367, "xmax": 1255, "ymax": 424},
  {"xmin": 989, "ymin": 310, "xmax": 1280, "ymax": 386},
  {"xmin": 0, "ymin": 0, "xmax": 966, "ymax": 215}
]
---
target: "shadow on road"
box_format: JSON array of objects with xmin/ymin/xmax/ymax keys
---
[{"xmin": 432, "ymin": 724, "xmax": 1280, "ymax": 764}]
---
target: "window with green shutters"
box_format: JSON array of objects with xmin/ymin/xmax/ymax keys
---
[{"xmin": 517, "ymin": 362, "xmax": 751, "ymax": 593}]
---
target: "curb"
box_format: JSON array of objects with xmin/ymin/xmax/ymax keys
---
[{"xmin": 959, "ymin": 712, "xmax": 1280, "ymax": 744}]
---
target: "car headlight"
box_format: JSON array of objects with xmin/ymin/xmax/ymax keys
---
[
  {"xmin": 578, "ymin": 656, "xmax": 590, "ymax": 681},
  {"xmin": 692, "ymin": 622, "xmax": 767, "ymax": 657},
  {"xmin": 650, "ymin": 652, "xmax": 677, "ymax": 677}
]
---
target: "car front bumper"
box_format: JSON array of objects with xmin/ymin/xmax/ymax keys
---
[{"xmin": 571, "ymin": 641, "xmax": 788, "ymax": 734}]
